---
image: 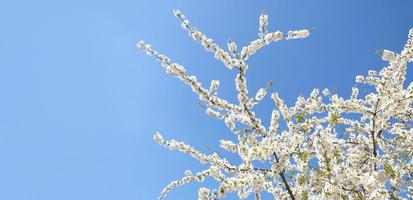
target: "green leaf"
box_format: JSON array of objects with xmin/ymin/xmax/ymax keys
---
[
  {"xmin": 395, "ymin": 136, "xmax": 405, "ymax": 142},
  {"xmin": 295, "ymin": 111, "xmax": 306, "ymax": 123},
  {"xmin": 267, "ymin": 80, "xmax": 273, "ymax": 88},
  {"xmin": 330, "ymin": 113, "xmax": 340, "ymax": 126},
  {"xmin": 301, "ymin": 191, "xmax": 309, "ymax": 199},
  {"xmin": 384, "ymin": 162, "xmax": 395, "ymax": 176},
  {"xmin": 298, "ymin": 175, "xmax": 306, "ymax": 186}
]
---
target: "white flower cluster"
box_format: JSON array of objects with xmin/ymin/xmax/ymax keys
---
[
  {"xmin": 259, "ymin": 11, "xmax": 268, "ymax": 38},
  {"xmin": 205, "ymin": 108, "xmax": 222, "ymax": 119},
  {"xmin": 286, "ymin": 29, "xmax": 310, "ymax": 40},
  {"xmin": 209, "ymin": 80, "xmax": 220, "ymax": 95},
  {"xmin": 138, "ymin": 9, "xmax": 413, "ymax": 200},
  {"xmin": 264, "ymin": 31, "xmax": 283, "ymax": 45},
  {"xmin": 380, "ymin": 49, "xmax": 396, "ymax": 61},
  {"xmin": 227, "ymin": 40, "xmax": 238, "ymax": 58},
  {"xmin": 219, "ymin": 140, "xmax": 238, "ymax": 153},
  {"xmin": 198, "ymin": 187, "xmax": 211, "ymax": 200},
  {"xmin": 245, "ymin": 87, "xmax": 269, "ymax": 112}
]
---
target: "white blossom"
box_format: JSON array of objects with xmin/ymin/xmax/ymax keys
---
[
  {"xmin": 184, "ymin": 170, "xmax": 192, "ymax": 176},
  {"xmin": 259, "ymin": 11, "xmax": 268, "ymax": 37},
  {"xmin": 209, "ymin": 80, "xmax": 219, "ymax": 95},
  {"xmin": 198, "ymin": 187, "xmax": 210, "ymax": 200},
  {"xmin": 381, "ymin": 49, "xmax": 396, "ymax": 61},
  {"xmin": 286, "ymin": 29, "xmax": 310, "ymax": 40},
  {"xmin": 205, "ymin": 108, "xmax": 221, "ymax": 119},
  {"xmin": 322, "ymin": 88, "xmax": 330, "ymax": 96},
  {"xmin": 254, "ymin": 88, "xmax": 267, "ymax": 102},
  {"xmin": 351, "ymin": 86, "xmax": 359, "ymax": 99},
  {"xmin": 355, "ymin": 75, "xmax": 364, "ymax": 83},
  {"xmin": 153, "ymin": 132, "xmax": 164, "ymax": 144},
  {"xmin": 227, "ymin": 40, "xmax": 238, "ymax": 58},
  {"xmin": 166, "ymin": 63, "xmax": 185, "ymax": 76},
  {"xmin": 219, "ymin": 140, "xmax": 238, "ymax": 153},
  {"xmin": 310, "ymin": 88, "xmax": 319, "ymax": 99},
  {"xmin": 264, "ymin": 31, "xmax": 283, "ymax": 44}
]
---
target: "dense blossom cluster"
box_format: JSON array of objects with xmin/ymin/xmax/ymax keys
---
[{"xmin": 138, "ymin": 10, "xmax": 413, "ymax": 200}]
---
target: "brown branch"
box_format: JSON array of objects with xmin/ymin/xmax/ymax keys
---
[
  {"xmin": 237, "ymin": 70, "xmax": 265, "ymax": 136},
  {"xmin": 236, "ymin": 70, "xmax": 295, "ymax": 199},
  {"xmin": 371, "ymin": 129, "xmax": 377, "ymax": 158},
  {"xmin": 280, "ymin": 171, "xmax": 295, "ymax": 200},
  {"xmin": 274, "ymin": 153, "xmax": 296, "ymax": 200},
  {"xmin": 371, "ymin": 100, "xmax": 380, "ymax": 156},
  {"xmin": 255, "ymin": 192, "xmax": 261, "ymax": 200},
  {"xmin": 370, "ymin": 99, "xmax": 381, "ymax": 170}
]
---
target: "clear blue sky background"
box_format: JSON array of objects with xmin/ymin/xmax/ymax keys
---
[{"xmin": 0, "ymin": 0, "xmax": 412, "ymax": 199}]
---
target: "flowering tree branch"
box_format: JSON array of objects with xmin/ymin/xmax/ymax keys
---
[{"xmin": 137, "ymin": 9, "xmax": 413, "ymax": 200}]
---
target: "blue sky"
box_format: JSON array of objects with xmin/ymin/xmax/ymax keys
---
[{"xmin": 0, "ymin": 0, "xmax": 412, "ymax": 199}]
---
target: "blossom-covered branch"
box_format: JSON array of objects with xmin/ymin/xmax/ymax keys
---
[{"xmin": 137, "ymin": 9, "xmax": 413, "ymax": 200}]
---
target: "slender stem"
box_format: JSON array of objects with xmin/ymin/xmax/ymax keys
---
[
  {"xmin": 280, "ymin": 171, "xmax": 295, "ymax": 200},
  {"xmin": 237, "ymin": 70, "xmax": 264, "ymax": 135},
  {"xmin": 274, "ymin": 153, "xmax": 296, "ymax": 200},
  {"xmin": 371, "ymin": 130, "xmax": 377, "ymax": 158},
  {"xmin": 255, "ymin": 192, "xmax": 261, "ymax": 200},
  {"xmin": 370, "ymin": 99, "xmax": 381, "ymax": 170}
]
